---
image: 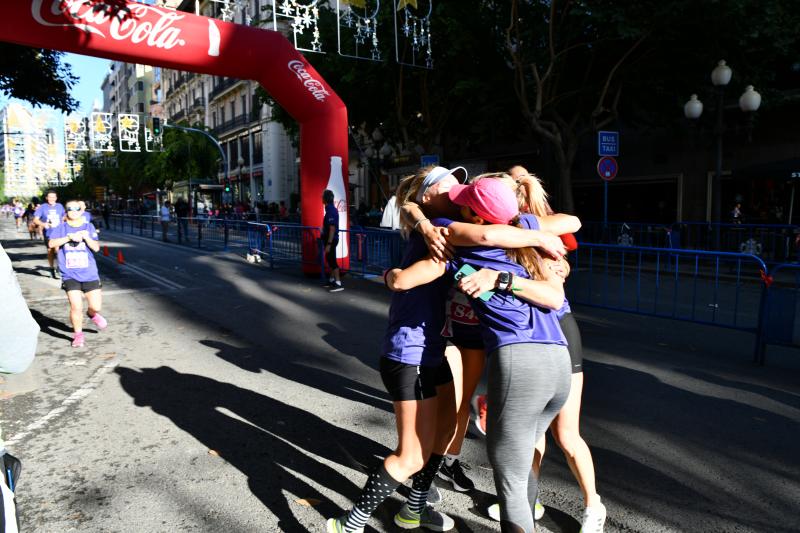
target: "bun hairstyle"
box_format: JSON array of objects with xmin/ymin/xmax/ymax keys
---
[
  {"xmin": 469, "ymin": 172, "xmax": 548, "ymax": 280},
  {"xmin": 395, "ymin": 164, "xmax": 437, "ymax": 236}
]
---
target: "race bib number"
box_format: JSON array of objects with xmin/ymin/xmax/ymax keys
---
[
  {"xmin": 449, "ymin": 301, "xmax": 479, "ymax": 325},
  {"xmin": 65, "ymin": 251, "xmax": 89, "ymax": 269},
  {"xmin": 47, "ymin": 212, "xmax": 60, "ymax": 227}
]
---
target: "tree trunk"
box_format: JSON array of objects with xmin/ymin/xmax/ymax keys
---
[{"xmin": 552, "ymin": 140, "xmax": 576, "ymax": 214}]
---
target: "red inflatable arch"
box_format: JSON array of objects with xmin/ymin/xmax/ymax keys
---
[{"xmin": 0, "ymin": 1, "xmax": 349, "ymax": 272}]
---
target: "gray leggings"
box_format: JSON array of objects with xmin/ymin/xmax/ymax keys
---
[{"xmin": 486, "ymin": 343, "xmax": 571, "ymax": 532}]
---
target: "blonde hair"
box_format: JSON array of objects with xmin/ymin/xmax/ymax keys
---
[
  {"xmin": 461, "ymin": 175, "xmax": 549, "ymax": 280},
  {"xmin": 508, "ymin": 167, "xmax": 553, "ymax": 217},
  {"xmin": 395, "ymin": 164, "xmax": 437, "ymax": 235}
]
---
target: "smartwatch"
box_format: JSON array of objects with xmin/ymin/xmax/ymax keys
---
[{"xmin": 497, "ymin": 271, "xmax": 511, "ymax": 292}]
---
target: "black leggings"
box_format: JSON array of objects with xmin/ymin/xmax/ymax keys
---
[{"xmin": 559, "ymin": 312, "xmax": 583, "ymax": 373}]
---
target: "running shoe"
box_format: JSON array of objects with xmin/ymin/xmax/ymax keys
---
[
  {"xmin": 71, "ymin": 332, "xmax": 85, "ymax": 348},
  {"xmin": 326, "ymin": 517, "xmax": 363, "ymax": 533},
  {"xmin": 535, "ymin": 498, "xmax": 545, "ymax": 520},
  {"xmin": 580, "ymin": 499, "xmax": 607, "ymax": 533},
  {"xmin": 487, "ymin": 499, "xmax": 544, "ymax": 522},
  {"xmin": 437, "ymin": 459, "xmax": 475, "ymax": 492},
  {"xmin": 427, "ymin": 483, "xmax": 442, "ymax": 504},
  {"xmin": 1, "ymin": 452, "xmax": 21, "ymax": 492},
  {"xmin": 475, "ymin": 394, "xmax": 488, "ymax": 435},
  {"xmin": 328, "ymin": 284, "xmax": 344, "ymax": 293},
  {"xmin": 394, "ymin": 503, "xmax": 454, "ymax": 531},
  {"xmin": 90, "ymin": 312, "xmax": 108, "ymax": 330},
  {"xmin": 50, "ymin": 267, "xmax": 59, "ymax": 280}
]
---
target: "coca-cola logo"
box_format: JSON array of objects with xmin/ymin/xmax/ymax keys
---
[
  {"xmin": 32, "ymin": 0, "xmax": 187, "ymax": 50},
  {"xmin": 288, "ymin": 60, "xmax": 330, "ymax": 102}
]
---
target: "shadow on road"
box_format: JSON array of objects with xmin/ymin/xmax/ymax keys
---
[
  {"xmin": 116, "ymin": 366, "xmax": 392, "ymax": 531},
  {"xmin": 29, "ymin": 308, "xmax": 74, "ymax": 342}
]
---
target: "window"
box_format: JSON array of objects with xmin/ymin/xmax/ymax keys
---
[
  {"xmin": 220, "ymin": 106, "xmax": 226, "ymax": 125},
  {"xmin": 212, "ymin": 111, "xmax": 217, "ymax": 128},
  {"xmin": 252, "ymin": 132, "xmax": 263, "ymax": 164},
  {"xmin": 137, "ymin": 103, "xmax": 145, "ymax": 113},
  {"xmin": 241, "ymin": 94, "xmax": 247, "ymax": 118},
  {"xmin": 230, "ymin": 101, "xmax": 235, "ymax": 120},
  {"xmin": 240, "ymin": 134, "xmax": 250, "ymax": 164},
  {"xmin": 137, "ymin": 81, "xmax": 144, "ymax": 91},
  {"xmin": 229, "ymin": 140, "xmax": 239, "ymax": 167}
]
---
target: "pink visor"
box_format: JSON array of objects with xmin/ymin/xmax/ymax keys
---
[{"xmin": 448, "ymin": 179, "xmax": 519, "ymax": 224}]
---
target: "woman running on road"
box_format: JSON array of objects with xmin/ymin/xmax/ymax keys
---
[{"xmin": 47, "ymin": 200, "xmax": 107, "ymax": 348}]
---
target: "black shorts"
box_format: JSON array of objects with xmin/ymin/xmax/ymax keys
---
[
  {"xmin": 380, "ymin": 357, "xmax": 454, "ymax": 401},
  {"xmin": 450, "ymin": 322, "xmax": 485, "ymax": 350},
  {"xmin": 559, "ymin": 312, "xmax": 583, "ymax": 373},
  {"xmin": 325, "ymin": 243, "xmax": 339, "ymax": 270},
  {"xmin": 62, "ymin": 279, "xmax": 102, "ymax": 293}
]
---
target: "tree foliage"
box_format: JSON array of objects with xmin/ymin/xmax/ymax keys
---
[{"xmin": 0, "ymin": 44, "xmax": 78, "ymax": 112}]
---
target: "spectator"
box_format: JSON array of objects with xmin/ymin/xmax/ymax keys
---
[
  {"xmin": 160, "ymin": 201, "xmax": 171, "ymax": 242},
  {"xmin": 101, "ymin": 203, "xmax": 111, "ymax": 229},
  {"xmin": 174, "ymin": 198, "xmax": 190, "ymax": 243},
  {"xmin": 279, "ymin": 201, "xmax": 288, "ymax": 220}
]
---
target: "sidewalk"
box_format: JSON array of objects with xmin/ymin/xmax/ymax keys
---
[{"xmin": 1, "ymin": 218, "xmax": 799, "ymax": 532}]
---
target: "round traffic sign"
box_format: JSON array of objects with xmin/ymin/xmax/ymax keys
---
[{"xmin": 597, "ymin": 156, "xmax": 618, "ymax": 181}]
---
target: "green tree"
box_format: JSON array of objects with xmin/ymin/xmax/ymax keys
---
[
  {"xmin": 499, "ymin": 0, "xmax": 800, "ymax": 211},
  {"xmin": 0, "ymin": 44, "xmax": 77, "ymax": 112}
]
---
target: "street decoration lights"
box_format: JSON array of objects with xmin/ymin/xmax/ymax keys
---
[
  {"xmin": 684, "ymin": 60, "xmax": 761, "ymax": 245},
  {"xmin": 337, "ymin": 0, "xmax": 382, "ymax": 61}
]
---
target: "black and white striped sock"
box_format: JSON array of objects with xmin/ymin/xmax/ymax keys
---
[
  {"xmin": 407, "ymin": 453, "xmax": 444, "ymax": 514},
  {"xmin": 344, "ymin": 464, "xmax": 400, "ymax": 531}
]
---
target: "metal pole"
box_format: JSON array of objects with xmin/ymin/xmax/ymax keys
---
[
  {"xmin": 164, "ymin": 123, "xmax": 228, "ymax": 196},
  {"xmin": 788, "ymin": 182, "xmax": 796, "ymax": 225},
  {"xmin": 603, "ymin": 180, "xmax": 608, "ymax": 233},
  {"xmin": 713, "ymin": 88, "xmax": 724, "ymax": 248}
]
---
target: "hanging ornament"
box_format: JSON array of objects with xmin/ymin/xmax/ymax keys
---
[
  {"xmin": 210, "ymin": 0, "xmax": 253, "ymax": 24},
  {"xmin": 269, "ymin": 0, "xmax": 324, "ymax": 53},
  {"xmin": 65, "ymin": 116, "xmax": 89, "ymax": 152},
  {"xmin": 337, "ymin": 0, "xmax": 382, "ymax": 62},
  {"xmin": 394, "ymin": 0, "xmax": 432, "ymax": 69},
  {"xmin": 118, "ymin": 114, "xmax": 141, "ymax": 152},
  {"xmin": 91, "ymin": 112, "xmax": 114, "ymax": 152}
]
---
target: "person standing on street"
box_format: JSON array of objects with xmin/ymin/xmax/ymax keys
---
[
  {"xmin": 160, "ymin": 201, "xmax": 171, "ymax": 242},
  {"xmin": 322, "ymin": 190, "xmax": 343, "ymax": 292},
  {"xmin": 47, "ymin": 200, "xmax": 107, "ymax": 348},
  {"xmin": 33, "ymin": 190, "xmax": 66, "ymax": 279},
  {"xmin": 174, "ymin": 198, "xmax": 190, "ymax": 243}
]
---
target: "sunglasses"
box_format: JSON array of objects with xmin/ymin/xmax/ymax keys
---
[{"xmin": 67, "ymin": 206, "xmax": 82, "ymax": 212}]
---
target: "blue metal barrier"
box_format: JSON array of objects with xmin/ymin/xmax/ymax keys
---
[
  {"xmin": 578, "ymin": 221, "xmax": 798, "ymax": 262},
  {"xmin": 755, "ymin": 262, "xmax": 800, "ymax": 364},
  {"xmin": 567, "ymin": 243, "xmax": 770, "ymax": 358},
  {"xmin": 345, "ymin": 227, "xmax": 404, "ymax": 276}
]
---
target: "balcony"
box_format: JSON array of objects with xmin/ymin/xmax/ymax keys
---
[
  {"xmin": 210, "ymin": 114, "xmax": 250, "ymax": 136},
  {"xmin": 191, "ymin": 97, "xmax": 205, "ymax": 111},
  {"xmin": 171, "ymin": 109, "xmax": 186, "ymax": 122},
  {"xmin": 209, "ymin": 77, "xmax": 244, "ymax": 101}
]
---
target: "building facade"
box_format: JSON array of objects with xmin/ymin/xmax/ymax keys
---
[
  {"xmin": 161, "ymin": 0, "xmax": 298, "ymax": 207},
  {"xmin": 1, "ymin": 103, "xmax": 64, "ymax": 199}
]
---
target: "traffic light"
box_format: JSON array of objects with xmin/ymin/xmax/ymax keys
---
[
  {"xmin": 152, "ymin": 117, "xmax": 161, "ymax": 136},
  {"xmin": 224, "ymin": 183, "xmax": 231, "ymax": 193}
]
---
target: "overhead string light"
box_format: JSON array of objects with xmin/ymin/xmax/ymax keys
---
[
  {"xmin": 337, "ymin": 0, "xmax": 382, "ymax": 61},
  {"xmin": 394, "ymin": 0, "xmax": 432, "ymax": 69},
  {"xmin": 270, "ymin": 0, "xmax": 323, "ymax": 53},
  {"xmin": 209, "ymin": 0, "xmax": 252, "ymax": 25}
]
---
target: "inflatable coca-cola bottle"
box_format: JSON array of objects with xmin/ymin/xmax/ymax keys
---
[{"xmin": 324, "ymin": 155, "xmax": 348, "ymax": 259}]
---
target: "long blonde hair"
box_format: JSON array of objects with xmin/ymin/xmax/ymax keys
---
[
  {"xmin": 395, "ymin": 164, "xmax": 437, "ymax": 236},
  {"xmin": 466, "ymin": 172, "xmax": 548, "ymax": 280},
  {"xmin": 508, "ymin": 166, "xmax": 553, "ymax": 217}
]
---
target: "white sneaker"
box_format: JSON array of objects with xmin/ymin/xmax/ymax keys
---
[
  {"xmin": 487, "ymin": 499, "xmax": 544, "ymax": 522},
  {"xmin": 580, "ymin": 498, "xmax": 607, "ymax": 533}
]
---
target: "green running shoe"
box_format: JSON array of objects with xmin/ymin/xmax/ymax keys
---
[
  {"xmin": 394, "ymin": 503, "xmax": 455, "ymax": 531},
  {"xmin": 326, "ymin": 516, "xmax": 363, "ymax": 533}
]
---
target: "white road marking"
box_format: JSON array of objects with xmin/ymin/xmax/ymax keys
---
[{"xmin": 4, "ymin": 360, "xmax": 119, "ymax": 447}]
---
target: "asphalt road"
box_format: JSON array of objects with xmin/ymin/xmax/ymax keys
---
[{"xmin": 1, "ymin": 219, "xmax": 799, "ymax": 532}]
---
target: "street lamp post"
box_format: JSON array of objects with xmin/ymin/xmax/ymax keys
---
[
  {"xmin": 684, "ymin": 60, "xmax": 761, "ymax": 247},
  {"xmin": 237, "ymin": 156, "xmax": 245, "ymax": 203}
]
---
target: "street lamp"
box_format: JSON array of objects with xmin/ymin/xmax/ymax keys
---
[
  {"xmin": 237, "ymin": 156, "xmax": 245, "ymax": 203},
  {"xmin": 684, "ymin": 60, "xmax": 762, "ymax": 246}
]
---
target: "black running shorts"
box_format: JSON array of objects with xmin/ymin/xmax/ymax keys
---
[
  {"xmin": 62, "ymin": 279, "xmax": 102, "ymax": 293},
  {"xmin": 558, "ymin": 312, "xmax": 583, "ymax": 373},
  {"xmin": 380, "ymin": 357, "xmax": 453, "ymax": 401}
]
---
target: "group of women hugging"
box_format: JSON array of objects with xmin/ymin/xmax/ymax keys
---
[{"xmin": 326, "ymin": 165, "xmax": 606, "ymax": 533}]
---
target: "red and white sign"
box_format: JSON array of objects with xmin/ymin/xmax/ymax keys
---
[{"xmin": 597, "ymin": 156, "xmax": 618, "ymax": 181}]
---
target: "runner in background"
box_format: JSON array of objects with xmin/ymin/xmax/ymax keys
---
[
  {"xmin": 47, "ymin": 200, "xmax": 107, "ymax": 348},
  {"xmin": 33, "ymin": 191, "xmax": 65, "ymax": 279},
  {"xmin": 13, "ymin": 200, "xmax": 24, "ymax": 232}
]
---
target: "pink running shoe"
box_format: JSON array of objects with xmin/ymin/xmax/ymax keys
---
[
  {"xmin": 90, "ymin": 313, "xmax": 108, "ymax": 330},
  {"xmin": 475, "ymin": 394, "xmax": 488, "ymax": 436},
  {"xmin": 71, "ymin": 332, "xmax": 85, "ymax": 348}
]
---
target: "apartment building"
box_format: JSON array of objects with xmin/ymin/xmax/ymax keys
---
[
  {"xmin": 1, "ymin": 102, "xmax": 64, "ymax": 199},
  {"xmin": 161, "ymin": 0, "xmax": 297, "ymax": 205}
]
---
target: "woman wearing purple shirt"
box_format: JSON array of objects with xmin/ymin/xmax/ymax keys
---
[
  {"xmin": 326, "ymin": 166, "xmax": 463, "ymax": 533},
  {"xmin": 391, "ymin": 178, "xmax": 572, "ymax": 533},
  {"xmin": 47, "ymin": 200, "xmax": 108, "ymax": 348}
]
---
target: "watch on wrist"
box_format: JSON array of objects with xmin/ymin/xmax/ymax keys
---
[{"xmin": 497, "ymin": 271, "xmax": 511, "ymax": 292}]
